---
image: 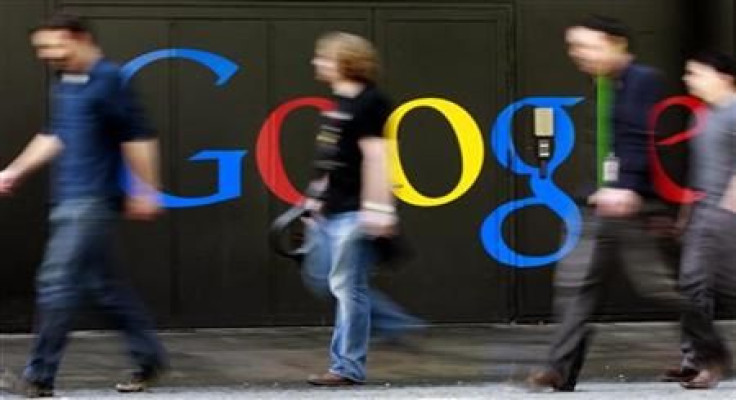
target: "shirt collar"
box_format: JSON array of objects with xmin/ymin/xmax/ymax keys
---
[{"xmin": 57, "ymin": 57, "xmax": 105, "ymax": 85}]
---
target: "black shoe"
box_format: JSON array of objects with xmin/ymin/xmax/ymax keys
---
[
  {"xmin": 115, "ymin": 365, "xmax": 167, "ymax": 393},
  {"xmin": 17, "ymin": 379, "xmax": 54, "ymax": 398}
]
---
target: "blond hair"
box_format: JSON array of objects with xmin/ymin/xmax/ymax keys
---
[{"xmin": 316, "ymin": 32, "xmax": 379, "ymax": 83}]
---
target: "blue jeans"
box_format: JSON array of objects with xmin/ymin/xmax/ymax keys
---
[
  {"xmin": 23, "ymin": 198, "xmax": 166, "ymax": 388},
  {"xmin": 302, "ymin": 212, "xmax": 422, "ymax": 382}
]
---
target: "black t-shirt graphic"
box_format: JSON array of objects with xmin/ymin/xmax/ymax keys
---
[{"xmin": 313, "ymin": 85, "xmax": 392, "ymax": 215}]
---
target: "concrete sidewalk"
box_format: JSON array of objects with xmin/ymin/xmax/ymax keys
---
[{"xmin": 1, "ymin": 322, "xmax": 735, "ymax": 397}]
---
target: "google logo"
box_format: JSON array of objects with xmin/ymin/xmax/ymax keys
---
[{"xmin": 121, "ymin": 48, "xmax": 706, "ymax": 268}]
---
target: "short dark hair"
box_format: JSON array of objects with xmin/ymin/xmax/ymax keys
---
[
  {"xmin": 690, "ymin": 50, "xmax": 736, "ymax": 79},
  {"xmin": 31, "ymin": 13, "xmax": 94, "ymax": 38},
  {"xmin": 574, "ymin": 15, "xmax": 631, "ymax": 43}
]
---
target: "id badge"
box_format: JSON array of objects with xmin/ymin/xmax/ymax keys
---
[{"xmin": 603, "ymin": 154, "xmax": 619, "ymax": 184}]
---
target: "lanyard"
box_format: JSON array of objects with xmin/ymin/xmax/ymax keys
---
[{"xmin": 596, "ymin": 76, "xmax": 613, "ymax": 187}]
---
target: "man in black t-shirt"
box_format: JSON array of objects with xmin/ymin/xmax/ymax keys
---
[
  {"xmin": 302, "ymin": 32, "xmax": 422, "ymax": 386},
  {"xmin": 313, "ymin": 87, "xmax": 392, "ymax": 214}
]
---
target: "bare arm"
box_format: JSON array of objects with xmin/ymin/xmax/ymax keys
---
[
  {"xmin": 0, "ymin": 134, "xmax": 63, "ymax": 195},
  {"xmin": 122, "ymin": 138, "xmax": 161, "ymax": 192},
  {"xmin": 359, "ymin": 137, "xmax": 396, "ymax": 236},
  {"xmin": 121, "ymin": 138, "xmax": 162, "ymax": 220},
  {"xmin": 6, "ymin": 134, "xmax": 63, "ymax": 179},
  {"xmin": 359, "ymin": 136, "xmax": 394, "ymax": 209}
]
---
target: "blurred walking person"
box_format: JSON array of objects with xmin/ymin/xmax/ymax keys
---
[
  {"xmin": 301, "ymin": 32, "xmax": 422, "ymax": 386},
  {"xmin": 527, "ymin": 15, "xmax": 684, "ymax": 392},
  {"xmin": 0, "ymin": 14, "xmax": 167, "ymax": 397},
  {"xmin": 673, "ymin": 50, "xmax": 736, "ymax": 389}
]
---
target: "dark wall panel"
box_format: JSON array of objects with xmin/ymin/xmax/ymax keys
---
[
  {"xmin": 170, "ymin": 21, "xmax": 272, "ymax": 327},
  {"xmin": 0, "ymin": 0, "xmax": 715, "ymax": 331},
  {"xmin": 0, "ymin": 0, "xmax": 51, "ymax": 331},
  {"xmin": 374, "ymin": 6, "xmax": 514, "ymax": 321}
]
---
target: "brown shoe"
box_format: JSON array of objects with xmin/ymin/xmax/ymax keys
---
[
  {"xmin": 307, "ymin": 372, "xmax": 361, "ymax": 386},
  {"xmin": 527, "ymin": 369, "xmax": 566, "ymax": 391},
  {"xmin": 661, "ymin": 366, "xmax": 699, "ymax": 383},
  {"xmin": 680, "ymin": 367, "xmax": 723, "ymax": 390}
]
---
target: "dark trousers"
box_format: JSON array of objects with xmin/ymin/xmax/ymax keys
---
[
  {"xmin": 678, "ymin": 204, "xmax": 736, "ymax": 370},
  {"xmin": 22, "ymin": 198, "xmax": 166, "ymax": 388},
  {"xmin": 547, "ymin": 204, "xmax": 683, "ymax": 390}
]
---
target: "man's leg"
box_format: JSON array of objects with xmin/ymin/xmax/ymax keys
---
[
  {"xmin": 654, "ymin": 214, "xmax": 699, "ymax": 378},
  {"xmin": 615, "ymin": 205, "xmax": 697, "ymax": 381},
  {"xmin": 679, "ymin": 206, "xmax": 730, "ymax": 388},
  {"xmin": 619, "ymin": 211, "xmax": 685, "ymax": 309},
  {"xmin": 325, "ymin": 214, "xmax": 371, "ymax": 383},
  {"xmin": 304, "ymin": 217, "xmax": 366, "ymax": 386},
  {"xmin": 695, "ymin": 207, "xmax": 736, "ymax": 367},
  {"xmin": 532, "ymin": 211, "xmax": 617, "ymax": 391},
  {"xmin": 79, "ymin": 200, "xmax": 167, "ymax": 392},
  {"xmin": 90, "ymin": 277, "xmax": 167, "ymax": 378},
  {"xmin": 23, "ymin": 202, "xmax": 86, "ymax": 392},
  {"xmin": 22, "ymin": 309, "xmax": 76, "ymax": 394}
]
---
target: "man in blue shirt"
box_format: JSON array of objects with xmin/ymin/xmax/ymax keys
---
[
  {"xmin": 0, "ymin": 14, "xmax": 166, "ymax": 397},
  {"xmin": 527, "ymin": 15, "xmax": 684, "ymax": 392}
]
